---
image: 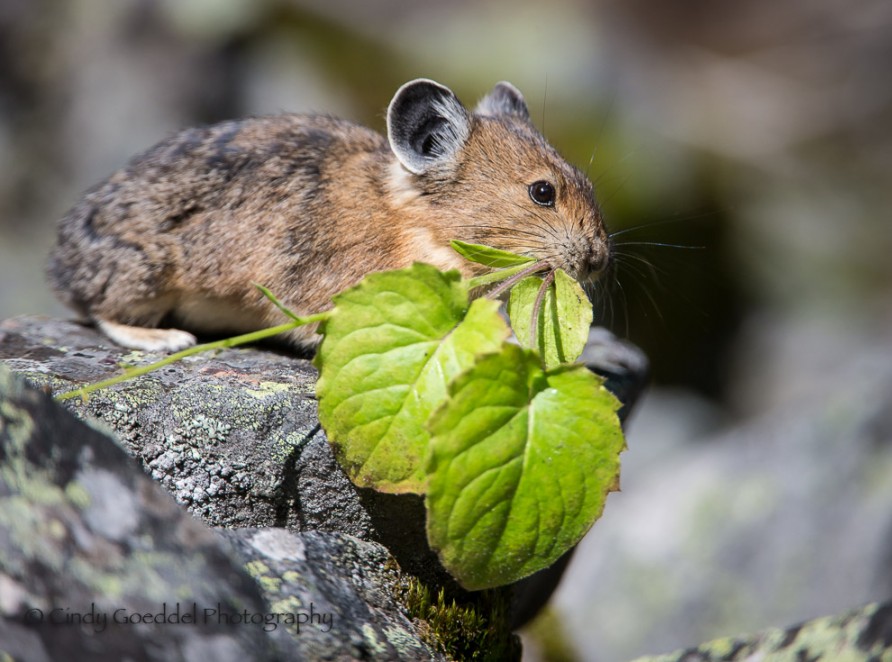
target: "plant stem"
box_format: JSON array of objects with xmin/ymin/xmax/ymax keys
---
[
  {"xmin": 253, "ymin": 283, "xmax": 304, "ymax": 322},
  {"xmin": 55, "ymin": 312, "xmax": 329, "ymax": 403},
  {"xmin": 482, "ymin": 261, "xmax": 550, "ymax": 300},
  {"xmin": 529, "ymin": 270, "xmax": 555, "ymax": 351},
  {"xmin": 466, "ymin": 260, "xmax": 548, "ymax": 291}
]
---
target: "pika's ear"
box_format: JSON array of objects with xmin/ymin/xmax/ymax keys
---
[
  {"xmin": 475, "ymin": 81, "xmax": 530, "ymax": 121},
  {"xmin": 387, "ymin": 79, "xmax": 471, "ymax": 175}
]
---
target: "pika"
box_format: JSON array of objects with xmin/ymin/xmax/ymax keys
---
[{"xmin": 48, "ymin": 79, "xmax": 610, "ymax": 352}]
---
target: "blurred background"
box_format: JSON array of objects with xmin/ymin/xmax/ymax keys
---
[{"xmin": 2, "ymin": 0, "xmax": 891, "ymax": 659}]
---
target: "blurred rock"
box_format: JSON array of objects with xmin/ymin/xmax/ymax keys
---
[
  {"xmin": 220, "ymin": 528, "xmax": 442, "ymax": 660},
  {"xmin": 0, "ymin": 361, "xmax": 281, "ymax": 660},
  {"xmin": 632, "ymin": 601, "xmax": 892, "ymax": 662},
  {"xmin": 554, "ymin": 323, "xmax": 892, "ymax": 660}
]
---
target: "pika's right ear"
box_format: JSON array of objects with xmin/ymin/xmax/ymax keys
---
[{"xmin": 387, "ymin": 79, "xmax": 471, "ymax": 175}]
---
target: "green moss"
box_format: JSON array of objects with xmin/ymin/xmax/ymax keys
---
[{"xmin": 402, "ymin": 578, "xmax": 520, "ymax": 661}]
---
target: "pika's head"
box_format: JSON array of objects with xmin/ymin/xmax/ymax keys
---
[{"xmin": 387, "ymin": 79, "xmax": 609, "ymax": 284}]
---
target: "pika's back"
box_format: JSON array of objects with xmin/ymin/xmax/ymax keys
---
[
  {"xmin": 57, "ymin": 114, "xmax": 387, "ymax": 240},
  {"xmin": 48, "ymin": 113, "xmax": 393, "ymax": 339}
]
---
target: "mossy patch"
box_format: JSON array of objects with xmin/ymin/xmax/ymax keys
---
[{"xmin": 402, "ymin": 578, "xmax": 520, "ymax": 661}]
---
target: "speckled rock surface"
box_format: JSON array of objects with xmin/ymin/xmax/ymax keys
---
[
  {"xmin": 0, "ymin": 359, "xmax": 450, "ymax": 661},
  {"xmin": 2, "ymin": 315, "xmax": 537, "ymax": 659},
  {"xmin": 0, "ymin": 316, "xmax": 482, "ymax": 595},
  {"xmin": 0, "ymin": 315, "xmax": 372, "ymax": 538}
]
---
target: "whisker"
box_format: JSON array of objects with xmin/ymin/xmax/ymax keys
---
[
  {"xmin": 585, "ymin": 83, "xmax": 618, "ymax": 178},
  {"xmin": 607, "ymin": 212, "xmax": 715, "ymax": 239},
  {"xmin": 506, "ymin": 201, "xmax": 562, "ymax": 242},
  {"xmin": 612, "ymin": 241, "xmax": 705, "ymax": 250},
  {"xmin": 452, "ymin": 224, "xmax": 549, "ymax": 241},
  {"xmin": 611, "ymin": 257, "xmax": 652, "ymax": 284},
  {"xmin": 597, "ymin": 172, "xmax": 631, "ymax": 208}
]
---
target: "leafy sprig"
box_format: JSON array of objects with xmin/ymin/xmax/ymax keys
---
[{"xmin": 56, "ymin": 241, "xmax": 624, "ymax": 590}]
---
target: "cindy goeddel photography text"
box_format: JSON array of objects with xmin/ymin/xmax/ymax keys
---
[{"xmin": 21, "ymin": 602, "xmax": 334, "ymax": 635}]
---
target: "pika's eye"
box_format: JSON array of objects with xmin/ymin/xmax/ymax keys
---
[{"xmin": 529, "ymin": 180, "xmax": 556, "ymax": 207}]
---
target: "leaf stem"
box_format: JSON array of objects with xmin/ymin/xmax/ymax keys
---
[
  {"xmin": 253, "ymin": 283, "xmax": 304, "ymax": 322},
  {"xmin": 482, "ymin": 261, "xmax": 550, "ymax": 300},
  {"xmin": 530, "ymin": 270, "xmax": 555, "ymax": 351},
  {"xmin": 55, "ymin": 312, "xmax": 329, "ymax": 403}
]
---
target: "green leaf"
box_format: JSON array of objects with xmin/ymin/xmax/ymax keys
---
[
  {"xmin": 425, "ymin": 344, "xmax": 624, "ymax": 589},
  {"xmin": 450, "ymin": 240, "xmax": 535, "ymax": 268},
  {"xmin": 507, "ymin": 269, "xmax": 593, "ymax": 369},
  {"xmin": 315, "ymin": 263, "xmax": 510, "ymax": 493}
]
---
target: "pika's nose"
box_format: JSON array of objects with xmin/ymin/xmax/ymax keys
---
[{"xmin": 585, "ymin": 239, "xmax": 610, "ymax": 280}]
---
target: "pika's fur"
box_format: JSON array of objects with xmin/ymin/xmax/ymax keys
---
[{"xmin": 48, "ymin": 79, "xmax": 610, "ymax": 351}]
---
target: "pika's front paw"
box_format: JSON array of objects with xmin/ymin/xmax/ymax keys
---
[{"xmin": 96, "ymin": 319, "xmax": 197, "ymax": 352}]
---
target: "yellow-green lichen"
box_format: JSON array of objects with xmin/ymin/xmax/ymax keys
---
[
  {"xmin": 1, "ymin": 399, "xmax": 34, "ymax": 446},
  {"xmin": 361, "ymin": 622, "xmax": 388, "ymax": 655},
  {"xmin": 64, "ymin": 481, "xmax": 91, "ymax": 509},
  {"xmin": 282, "ymin": 570, "xmax": 301, "ymax": 583},
  {"xmin": 47, "ymin": 518, "xmax": 67, "ymax": 540},
  {"xmin": 244, "ymin": 382, "xmax": 292, "ymax": 399},
  {"xmin": 244, "ymin": 559, "xmax": 271, "ymax": 579},
  {"xmin": 258, "ymin": 574, "xmax": 282, "ymax": 593},
  {"xmin": 0, "ymin": 497, "xmax": 69, "ymax": 571},
  {"xmin": 67, "ymin": 556, "xmax": 126, "ymax": 600},
  {"xmin": 270, "ymin": 595, "xmax": 303, "ymax": 614}
]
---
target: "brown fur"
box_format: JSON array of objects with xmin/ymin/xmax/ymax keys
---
[{"xmin": 47, "ymin": 80, "xmax": 609, "ymax": 351}]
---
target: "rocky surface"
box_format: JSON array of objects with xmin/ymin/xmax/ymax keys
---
[
  {"xmin": 2, "ymin": 314, "xmax": 652, "ymax": 659},
  {"xmin": 0, "ymin": 315, "xmax": 363, "ymax": 536},
  {"xmin": 0, "ymin": 362, "xmax": 281, "ymax": 660},
  {"xmin": 0, "ymin": 358, "xmax": 446, "ymax": 660},
  {"xmin": 5, "ymin": 314, "xmax": 892, "ymax": 660},
  {"xmin": 0, "ymin": 314, "xmax": 649, "ymax": 604},
  {"xmin": 219, "ymin": 528, "xmax": 440, "ymax": 660},
  {"xmin": 0, "ymin": 317, "xmax": 474, "ymax": 660}
]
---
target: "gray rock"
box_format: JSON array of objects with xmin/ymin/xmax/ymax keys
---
[
  {"xmin": 0, "ymin": 361, "xmax": 281, "ymax": 661},
  {"xmin": 554, "ymin": 325, "xmax": 892, "ymax": 661},
  {"xmin": 0, "ymin": 358, "xmax": 445, "ymax": 660},
  {"xmin": 219, "ymin": 528, "xmax": 439, "ymax": 660},
  {"xmin": 1, "ymin": 315, "xmax": 369, "ymax": 537},
  {"xmin": 0, "ymin": 314, "xmax": 653, "ymax": 660}
]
